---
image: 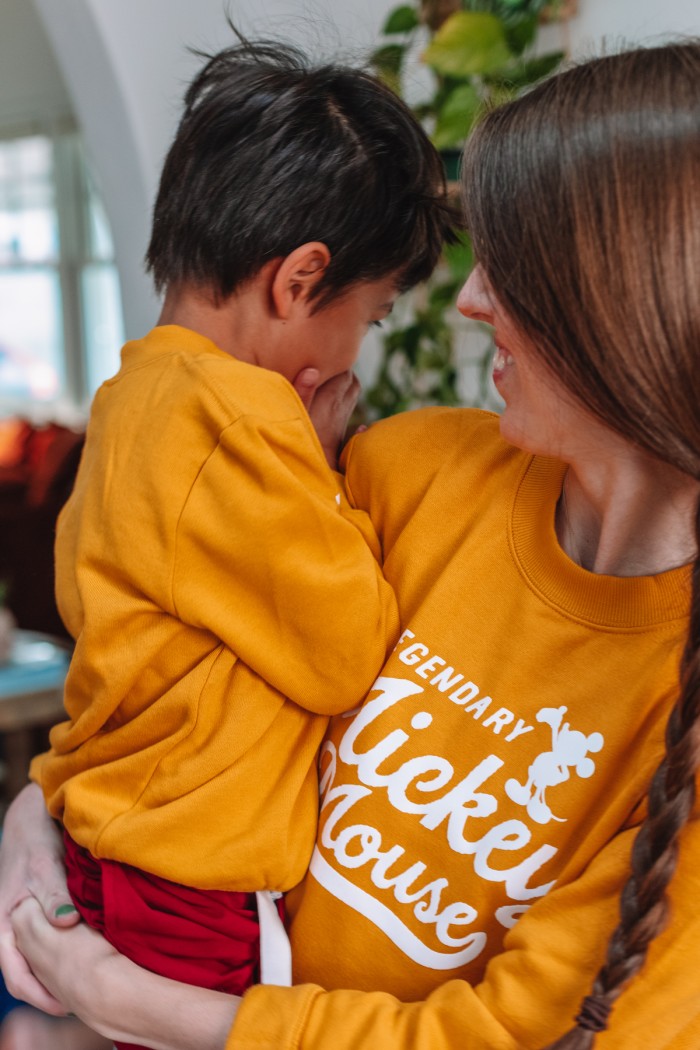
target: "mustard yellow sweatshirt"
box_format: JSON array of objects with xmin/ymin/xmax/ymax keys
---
[
  {"xmin": 31, "ymin": 326, "xmax": 399, "ymax": 891},
  {"xmin": 230, "ymin": 408, "xmax": 698, "ymax": 1049}
]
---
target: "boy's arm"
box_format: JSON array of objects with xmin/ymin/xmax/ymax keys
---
[{"xmin": 171, "ymin": 406, "xmax": 398, "ymax": 717}]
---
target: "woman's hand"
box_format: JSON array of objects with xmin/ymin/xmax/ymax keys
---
[
  {"xmin": 12, "ymin": 899, "xmax": 240, "ymax": 1050},
  {"xmin": 0, "ymin": 783, "xmax": 78, "ymax": 1014},
  {"xmin": 293, "ymin": 368, "xmax": 362, "ymax": 469},
  {"xmin": 11, "ymin": 898, "xmax": 118, "ymax": 1021}
]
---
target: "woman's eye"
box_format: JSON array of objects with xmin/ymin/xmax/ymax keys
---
[{"xmin": 370, "ymin": 320, "xmax": 384, "ymax": 329}]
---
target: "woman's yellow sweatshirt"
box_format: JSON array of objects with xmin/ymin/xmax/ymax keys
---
[
  {"xmin": 229, "ymin": 408, "xmax": 699, "ymax": 1049},
  {"xmin": 31, "ymin": 325, "xmax": 398, "ymax": 891}
]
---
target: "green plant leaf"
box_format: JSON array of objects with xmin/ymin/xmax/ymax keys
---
[
  {"xmin": 382, "ymin": 5, "xmax": 420, "ymax": 34},
  {"xmin": 486, "ymin": 50, "xmax": 564, "ymax": 89},
  {"xmin": 501, "ymin": 11, "xmax": 538, "ymax": 54},
  {"xmin": 519, "ymin": 50, "xmax": 565, "ymax": 82},
  {"xmin": 360, "ymin": 0, "xmax": 560, "ymax": 421},
  {"xmin": 432, "ymin": 82, "xmax": 481, "ymax": 148},
  {"xmin": 427, "ymin": 281, "xmax": 458, "ymax": 311},
  {"xmin": 439, "ymin": 147, "xmax": 462, "ymax": 180},
  {"xmin": 498, "ymin": 0, "xmax": 549, "ymax": 13},
  {"xmin": 443, "ymin": 231, "xmax": 474, "ymax": 281},
  {"xmin": 369, "ymin": 42, "xmax": 407, "ymax": 92},
  {"xmin": 423, "ymin": 12, "xmax": 511, "ymax": 77},
  {"xmin": 369, "ymin": 42, "xmax": 406, "ymax": 76},
  {"xmin": 412, "ymin": 101, "xmax": 437, "ymax": 121}
]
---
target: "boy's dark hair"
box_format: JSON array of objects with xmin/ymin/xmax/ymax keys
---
[{"xmin": 146, "ymin": 36, "xmax": 456, "ymax": 306}]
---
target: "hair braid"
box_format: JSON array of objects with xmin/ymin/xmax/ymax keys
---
[{"xmin": 543, "ymin": 497, "xmax": 700, "ymax": 1049}]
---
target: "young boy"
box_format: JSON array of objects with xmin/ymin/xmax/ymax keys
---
[{"xmin": 29, "ymin": 35, "xmax": 453, "ymax": 1029}]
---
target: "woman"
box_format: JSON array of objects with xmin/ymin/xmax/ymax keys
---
[{"xmin": 2, "ymin": 39, "xmax": 700, "ymax": 1050}]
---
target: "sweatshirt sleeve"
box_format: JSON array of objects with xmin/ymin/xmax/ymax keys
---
[
  {"xmin": 171, "ymin": 412, "xmax": 399, "ymax": 716},
  {"xmin": 226, "ymin": 814, "xmax": 700, "ymax": 1050}
]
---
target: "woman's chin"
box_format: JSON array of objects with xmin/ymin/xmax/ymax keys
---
[{"xmin": 497, "ymin": 409, "xmax": 543, "ymax": 456}]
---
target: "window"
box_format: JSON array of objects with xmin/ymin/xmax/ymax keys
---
[{"xmin": 0, "ymin": 128, "xmax": 124, "ymax": 415}]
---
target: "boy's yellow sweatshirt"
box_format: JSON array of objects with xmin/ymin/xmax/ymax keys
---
[
  {"xmin": 229, "ymin": 408, "xmax": 699, "ymax": 1049},
  {"xmin": 31, "ymin": 325, "xmax": 398, "ymax": 891}
]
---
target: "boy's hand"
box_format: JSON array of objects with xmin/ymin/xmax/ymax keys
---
[
  {"xmin": 0, "ymin": 783, "xmax": 78, "ymax": 1014},
  {"xmin": 292, "ymin": 368, "xmax": 361, "ymax": 469},
  {"xmin": 291, "ymin": 367, "xmax": 322, "ymax": 411}
]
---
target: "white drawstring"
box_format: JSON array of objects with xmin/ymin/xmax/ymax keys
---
[{"xmin": 255, "ymin": 890, "xmax": 292, "ymax": 986}]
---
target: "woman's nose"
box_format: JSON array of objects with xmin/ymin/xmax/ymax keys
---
[{"xmin": 456, "ymin": 264, "xmax": 494, "ymax": 323}]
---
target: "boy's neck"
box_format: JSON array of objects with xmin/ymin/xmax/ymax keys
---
[{"xmin": 156, "ymin": 282, "xmax": 263, "ymax": 366}]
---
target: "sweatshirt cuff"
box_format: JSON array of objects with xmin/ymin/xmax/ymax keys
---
[{"xmin": 226, "ymin": 983, "xmax": 322, "ymax": 1050}]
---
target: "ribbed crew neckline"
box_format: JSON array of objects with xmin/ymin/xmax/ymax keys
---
[{"xmin": 509, "ymin": 454, "xmax": 692, "ymax": 629}]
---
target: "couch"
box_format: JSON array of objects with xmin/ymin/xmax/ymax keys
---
[{"xmin": 0, "ymin": 418, "xmax": 85, "ymax": 639}]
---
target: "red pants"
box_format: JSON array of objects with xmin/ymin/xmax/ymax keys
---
[{"xmin": 64, "ymin": 832, "xmax": 282, "ymax": 1050}]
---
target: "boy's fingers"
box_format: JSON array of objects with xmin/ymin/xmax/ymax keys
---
[
  {"xmin": 292, "ymin": 367, "xmax": 321, "ymax": 408},
  {"xmin": 314, "ymin": 371, "xmax": 359, "ymax": 415}
]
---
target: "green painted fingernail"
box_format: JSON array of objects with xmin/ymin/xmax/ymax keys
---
[{"xmin": 55, "ymin": 904, "xmax": 77, "ymax": 916}]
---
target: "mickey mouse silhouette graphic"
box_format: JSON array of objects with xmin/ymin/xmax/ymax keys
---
[{"xmin": 505, "ymin": 706, "xmax": 604, "ymax": 825}]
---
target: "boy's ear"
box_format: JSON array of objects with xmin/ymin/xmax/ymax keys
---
[{"xmin": 271, "ymin": 242, "xmax": 331, "ymax": 318}]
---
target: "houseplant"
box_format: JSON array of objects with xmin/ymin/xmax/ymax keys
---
[{"xmin": 363, "ymin": 0, "xmax": 570, "ymax": 419}]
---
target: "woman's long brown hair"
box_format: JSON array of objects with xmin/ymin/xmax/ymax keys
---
[{"xmin": 462, "ymin": 42, "xmax": 700, "ymax": 1049}]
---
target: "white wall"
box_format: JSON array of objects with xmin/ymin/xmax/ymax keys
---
[
  {"xmin": 0, "ymin": 0, "xmax": 71, "ymax": 133},
  {"xmin": 569, "ymin": 0, "xmax": 699, "ymax": 55},
  {"xmin": 30, "ymin": 0, "xmax": 700, "ymax": 343},
  {"xmin": 0, "ymin": 0, "xmax": 72, "ymax": 132},
  {"xmin": 31, "ymin": 0, "xmax": 399, "ymax": 339}
]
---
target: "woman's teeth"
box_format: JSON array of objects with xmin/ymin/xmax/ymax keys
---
[{"xmin": 493, "ymin": 346, "xmax": 514, "ymax": 370}]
